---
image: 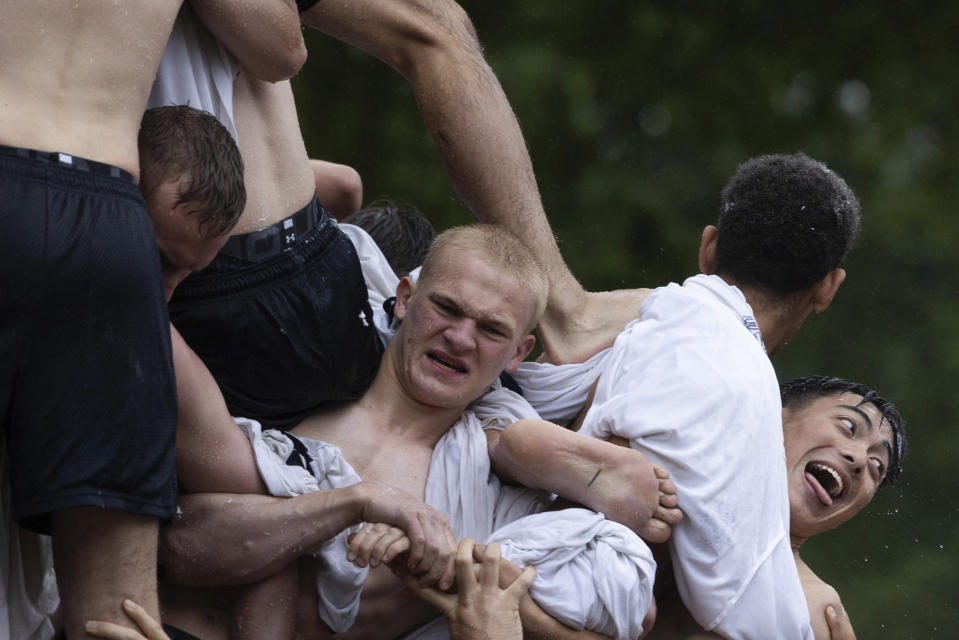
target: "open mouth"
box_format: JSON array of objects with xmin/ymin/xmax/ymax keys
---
[
  {"xmin": 805, "ymin": 462, "xmax": 845, "ymax": 505},
  {"xmin": 428, "ymin": 352, "xmax": 467, "ymax": 374}
]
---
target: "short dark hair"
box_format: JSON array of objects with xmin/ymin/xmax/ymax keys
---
[
  {"xmin": 347, "ymin": 201, "xmax": 436, "ymax": 277},
  {"xmin": 715, "ymin": 153, "xmax": 861, "ymax": 296},
  {"xmin": 781, "ymin": 375, "xmax": 906, "ymax": 487},
  {"xmin": 138, "ymin": 105, "xmax": 245, "ymax": 238}
]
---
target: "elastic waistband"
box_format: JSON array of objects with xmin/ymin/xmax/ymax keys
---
[
  {"xmin": 0, "ymin": 145, "xmax": 135, "ymax": 184},
  {"xmin": 220, "ymin": 197, "xmax": 326, "ymax": 260},
  {"xmin": 168, "ymin": 200, "xmax": 343, "ymax": 301}
]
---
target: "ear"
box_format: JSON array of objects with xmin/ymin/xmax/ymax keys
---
[
  {"xmin": 698, "ymin": 225, "xmax": 719, "ymax": 274},
  {"xmin": 393, "ymin": 276, "xmax": 416, "ymax": 321},
  {"xmin": 810, "ymin": 267, "xmax": 846, "ymax": 313},
  {"xmin": 504, "ymin": 334, "xmax": 537, "ymax": 372}
]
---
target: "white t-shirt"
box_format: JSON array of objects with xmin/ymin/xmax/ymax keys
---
[
  {"xmin": 147, "ymin": 4, "xmax": 240, "ymax": 140},
  {"xmin": 578, "ymin": 274, "xmax": 812, "ymax": 639}
]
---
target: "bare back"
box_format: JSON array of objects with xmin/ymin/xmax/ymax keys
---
[
  {"xmin": 230, "ymin": 76, "xmax": 315, "ymax": 233},
  {"xmin": 0, "ymin": 1, "xmax": 183, "ymax": 176}
]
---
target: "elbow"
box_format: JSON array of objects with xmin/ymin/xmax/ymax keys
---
[
  {"xmin": 390, "ymin": 1, "xmax": 485, "ymax": 78},
  {"xmin": 247, "ymin": 38, "xmax": 308, "ymax": 83},
  {"xmin": 313, "ymin": 161, "xmax": 363, "ymax": 219}
]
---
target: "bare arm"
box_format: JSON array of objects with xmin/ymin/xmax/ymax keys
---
[
  {"xmin": 299, "ymin": 0, "xmax": 611, "ymax": 351},
  {"xmin": 171, "ymin": 326, "xmax": 266, "ymax": 495},
  {"xmin": 488, "ymin": 420, "xmax": 681, "ymax": 542},
  {"xmin": 162, "ymin": 480, "xmax": 457, "ymax": 588},
  {"xmin": 190, "ymin": 0, "xmax": 307, "ymax": 82}
]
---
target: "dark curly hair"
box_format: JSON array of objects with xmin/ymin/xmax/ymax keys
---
[
  {"xmin": 715, "ymin": 153, "xmax": 860, "ymax": 296},
  {"xmin": 781, "ymin": 375, "xmax": 906, "ymax": 487}
]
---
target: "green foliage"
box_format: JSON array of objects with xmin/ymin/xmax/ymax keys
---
[{"xmin": 294, "ymin": 2, "xmax": 959, "ymax": 635}]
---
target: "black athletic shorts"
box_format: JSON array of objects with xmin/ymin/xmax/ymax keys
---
[
  {"xmin": 0, "ymin": 146, "xmax": 177, "ymax": 534},
  {"xmin": 168, "ymin": 197, "xmax": 383, "ymax": 430}
]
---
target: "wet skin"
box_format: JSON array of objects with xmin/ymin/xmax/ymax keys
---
[{"xmin": 783, "ymin": 393, "xmax": 893, "ymax": 545}]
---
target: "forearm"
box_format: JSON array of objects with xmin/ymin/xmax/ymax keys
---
[
  {"xmin": 491, "ymin": 419, "xmax": 659, "ymax": 527},
  {"xmin": 190, "ymin": 0, "xmax": 306, "ymax": 81},
  {"xmin": 161, "ymin": 485, "xmax": 367, "ymax": 586},
  {"xmin": 520, "ymin": 595, "xmax": 611, "ymax": 640}
]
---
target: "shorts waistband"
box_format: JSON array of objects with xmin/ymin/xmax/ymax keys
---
[
  {"xmin": 220, "ymin": 197, "xmax": 327, "ymax": 260},
  {"xmin": 0, "ymin": 145, "xmax": 135, "ymax": 184},
  {"xmin": 168, "ymin": 199, "xmax": 343, "ymax": 301}
]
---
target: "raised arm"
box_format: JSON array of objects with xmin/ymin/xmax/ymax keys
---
[
  {"xmin": 300, "ymin": 0, "xmax": 645, "ymax": 362},
  {"xmin": 488, "ymin": 419, "xmax": 681, "ymax": 542},
  {"xmin": 190, "ymin": 0, "xmax": 307, "ymax": 82}
]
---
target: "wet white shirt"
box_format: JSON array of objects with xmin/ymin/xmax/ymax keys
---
[{"xmin": 576, "ymin": 274, "xmax": 812, "ymax": 638}]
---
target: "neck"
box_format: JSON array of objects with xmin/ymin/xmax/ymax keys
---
[
  {"xmin": 356, "ymin": 353, "xmax": 467, "ymax": 447},
  {"xmin": 730, "ymin": 280, "xmax": 811, "ymax": 355},
  {"xmin": 791, "ymin": 532, "xmax": 808, "ymax": 552}
]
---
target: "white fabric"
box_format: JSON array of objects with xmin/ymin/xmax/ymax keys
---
[
  {"xmin": 237, "ymin": 385, "xmax": 549, "ymax": 635},
  {"xmin": 512, "ymin": 348, "xmax": 611, "ymax": 425},
  {"xmin": 517, "ymin": 275, "xmax": 811, "ymax": 638},
  {"xmin": 234, "ymin": 417, "xmax": 367, "ymax": 634},
  {"xmin": 489, "ymin": 508, "xmax": 655, "ymax": 640},
  {"xmin": 0, "ymin": 444, "xmax": 58, "ymax": 640},
  {"xmin": 562, "ymin": 274, "xmax": 812, "ymax": 639},
  {"xmin": 147, "ymin": 4, "xmax": 240, "ymax": 140}
]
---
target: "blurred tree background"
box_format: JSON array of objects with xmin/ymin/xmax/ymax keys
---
[{"xmin": 294, "ymin": 2, "xmax": 957, "ymax": 636}]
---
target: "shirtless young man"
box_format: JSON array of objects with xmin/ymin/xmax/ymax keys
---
[
  {"xmin": 158, "ymin": 225, "xmax": 621, "ymax": 639},
  {"xmin": 0, "ymin": 2, "xmax": 186, "ymax": 637},
  {"xmin": 153, "ymin": 0, "xmax": 632, "ymax": 435}
]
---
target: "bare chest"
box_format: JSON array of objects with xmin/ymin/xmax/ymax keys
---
[{"xmin": 293, "ymin": 415, "xmax": 437, "ymax": 500}]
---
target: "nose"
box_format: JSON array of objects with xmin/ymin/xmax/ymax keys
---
[
  {"xmin": 443, "ymin": 319, "xmax": 477, "ymax": 352},
  {"xmin": 842, "ymin": 452, "xmax": 863, "ymax": 476}
]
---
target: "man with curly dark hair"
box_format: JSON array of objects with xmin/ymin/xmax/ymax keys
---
[
  {"xmin": 508, "ymin": 152, "xmax": 864, "ymax": 638},
  {"xmin": 715, "ymin": 153, "xmax": 861, "ymax": 298}
]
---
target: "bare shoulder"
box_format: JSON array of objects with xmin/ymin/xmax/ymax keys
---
[
  {"xmin": 797, "ymin": 557, "xmax": 842, "ymax": 606},
  {"xmin": 797, "ymin": 556, "xmax": 855, "ymax": 640}
]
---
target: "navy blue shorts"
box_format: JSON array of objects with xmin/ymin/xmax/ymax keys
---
[
  {"xmin": 168, "ymin": 197, "xmax": 383, "ymax": 429},
  {"xmin": 0, "ymin": 146, "xmax": 177, "ymax": 534}
]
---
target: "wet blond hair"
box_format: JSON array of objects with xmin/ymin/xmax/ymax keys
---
[{"xmin": 419, "ymin": 224, "xmax": 548, "ymax": 332}]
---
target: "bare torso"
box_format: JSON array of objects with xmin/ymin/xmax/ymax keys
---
[
  {"xmin": 231, "ymin": 76, "xmax": 315, "ymax": 234},
  {"xmin": 0, "ymin": 0, "xmax": 183, "ymax": 177},
  {"xmin": 289, "ymin": 404, "xmax": 447, "ymax": 639}
]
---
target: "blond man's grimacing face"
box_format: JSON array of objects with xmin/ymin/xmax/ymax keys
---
[{"xmin": 390, "ymin": 248, "xmax": 537, "ymax": 410}]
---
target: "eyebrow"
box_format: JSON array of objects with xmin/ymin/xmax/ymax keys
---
[
  {"xmin": 430, "ymin": 293, "xmax": 514, "ymax": 335},
  {"xmin": 841, "ymin": 403, "xmax": 894, "ymax": 466}
]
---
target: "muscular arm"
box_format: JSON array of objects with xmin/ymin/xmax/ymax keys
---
[
  {"xmin": 171, "ymin": 326, "xmax": 266, "ymax": 495},
  {"xmin": 488, "ymin": 419, "xmax": 676, "ymax": 540},
  {"xmin": 190, "ymin": 0, "xmax": 306, "ymax": 82},
  {"xmin": 161, "ymin": 486, "xmax": 368, "ymax": 586},
  {"xmin": 300, "ymin": 0, "xmax": 619, "ymax": 358}
]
